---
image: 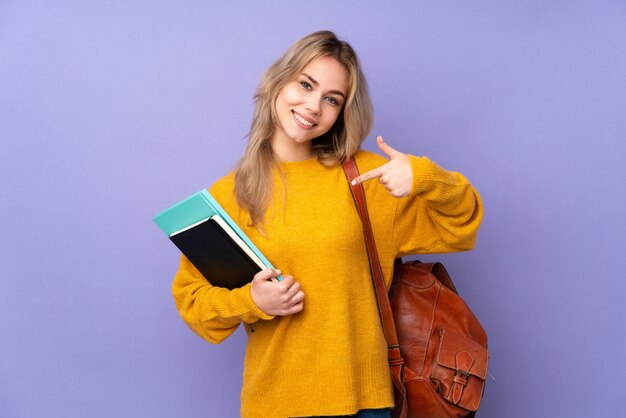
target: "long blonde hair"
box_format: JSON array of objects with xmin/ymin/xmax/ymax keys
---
[{"xmin": 235, "ymin": 30, "xmax": 374, "ymax": 226}]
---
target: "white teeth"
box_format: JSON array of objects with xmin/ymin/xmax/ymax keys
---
[{"xmin": 294, "ymin": 112, "xmax": 314, "ymax": 127}]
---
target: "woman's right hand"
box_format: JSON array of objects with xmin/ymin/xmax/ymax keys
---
[{"xmin": 250, "ymin": 269, "xmax": 304, "ymax": 316}]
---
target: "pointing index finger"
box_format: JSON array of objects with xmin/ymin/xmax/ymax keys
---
[{"xmin": 351, "ymin": 166, "xmax": 384, "ymax": 186}]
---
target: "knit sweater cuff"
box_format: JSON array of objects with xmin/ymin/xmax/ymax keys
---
[
  {"xmin": 408, "ymin": 155, "xmax": 467, "ymax": 209},
  {"xmin": 409, "ymin": 155, "xmax": 453, "ymax": 191},
  {"xmin": 232, "ymin": 283, "xmax": 275, "ymax": 322}
]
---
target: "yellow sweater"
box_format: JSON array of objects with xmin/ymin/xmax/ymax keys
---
[{"xmin": 171, "ymin": 150, "xmax": 483, "ymax": 418}]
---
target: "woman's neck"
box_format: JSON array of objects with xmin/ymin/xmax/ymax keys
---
[{"xmin": 271, "ymin": 135, "xmax": 315, "ymax": 163}]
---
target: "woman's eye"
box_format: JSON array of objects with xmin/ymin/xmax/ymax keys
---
[
  {"xmin": 325, "ymin": 97, "xmax": 339, "ymax": 106},
  {"xmin": 300, "ymin": 81, "xmax": 312, "ymax": 90}
]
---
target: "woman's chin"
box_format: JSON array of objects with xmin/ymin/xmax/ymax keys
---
[{"xmin": 288, "ymin": 135, "xmax": 314, "ymax": 145}]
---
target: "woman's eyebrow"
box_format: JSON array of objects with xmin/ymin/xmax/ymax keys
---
[{"xmin": 302, "ymin": 73, "xmax": 346, "ymax": 99}]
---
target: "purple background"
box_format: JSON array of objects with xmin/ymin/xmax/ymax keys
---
[{"xmin": 1, "ymin": 1, "xmax": 625, "ymax": 417}]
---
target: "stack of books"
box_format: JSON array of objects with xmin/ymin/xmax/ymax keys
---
[{"xmin": 154, "ymin": 190, "xmax": 281, "ymax": 289}]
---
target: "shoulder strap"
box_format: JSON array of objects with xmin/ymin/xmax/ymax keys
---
[
  {"xmin": 341, "ymin": 158, "xmax": 399, "ymax": 345},
  {"xmin": 341, "ymin": 158, "xmax": 408, "ymax": 418}
]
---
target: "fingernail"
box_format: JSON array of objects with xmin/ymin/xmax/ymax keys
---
[
  {"xmin": 351, "ymin": 180, "xmax": 356, "ymax": 185},
  {"xmin": 275, "ymin": 269, "xmax": 281, "ymax": 274}
]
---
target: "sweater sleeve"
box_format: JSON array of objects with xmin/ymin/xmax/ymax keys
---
[
  {"xmin": 392, "ymin": 155, "xmax": 483, "ymax": 255},
  {"xmin": 170, "ymin": 175, "xmax": 275, "ymax": 344},
  {"xmin": 171, "ymin": 250, "xmax": 275, "ymax": 344}
]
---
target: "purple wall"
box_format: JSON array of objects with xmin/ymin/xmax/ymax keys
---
[{"xmin": 1, "ymin": 1, "xmax": 625, "ymax": 417}]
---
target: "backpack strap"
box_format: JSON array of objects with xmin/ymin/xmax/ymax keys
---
[{"xmin": 341, "ymin": 158, "xmax": 408, "ymax": 418}]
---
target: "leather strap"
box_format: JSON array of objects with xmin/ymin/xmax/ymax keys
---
[
  {"xmin": 449, "ymin": 351, "xmax": 474, "ymax": 404},
  {"xmin": 342, "ymin": 158, "xmax": 408, "ymax": 418}
]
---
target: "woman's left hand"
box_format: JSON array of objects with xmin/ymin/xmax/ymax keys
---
[{"xmin": 351, "ymin": 136, "xmax": 413, "ymax": 198}]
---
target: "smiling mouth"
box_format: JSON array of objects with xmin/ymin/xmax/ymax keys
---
[{"xmin": 293, "ymin": 111, "xmax": 316, "ymax": 128}]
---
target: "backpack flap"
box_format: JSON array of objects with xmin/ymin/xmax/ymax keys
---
[{"xmin": 433, "ymin": 329, "xmax": 489, "ymax": 411}]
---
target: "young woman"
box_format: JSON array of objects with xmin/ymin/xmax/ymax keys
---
[{"xmin": 172, "ymin": 31, "xmax": 483, "ymax": 418}]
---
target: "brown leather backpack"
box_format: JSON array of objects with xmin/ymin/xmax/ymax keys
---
[
  {"xmin": 389, "ymin": 260, "xmax": 489, "ymax": 417},
  {"xmin": 343, "ymin": 159, "xmax": 489, "ymax": 418}
]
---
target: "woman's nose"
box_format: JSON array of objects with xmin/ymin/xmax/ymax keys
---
[{"xmin": 305, "ymin": 95, "xmax": 322, "ymax": 115}]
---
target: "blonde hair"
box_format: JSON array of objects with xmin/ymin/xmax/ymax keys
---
[{"xmin": 235, "ymin": 30, "xmax": 374, "ymax": 226}]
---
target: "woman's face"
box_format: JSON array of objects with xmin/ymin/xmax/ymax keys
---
[{"xmin": 272, "ymin": 55, "xmax": 348, "ymax": 159}]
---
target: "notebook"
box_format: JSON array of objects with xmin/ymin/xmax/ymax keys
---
[{"xmin": 154, "ymin": 189, "xmax": 281, "ymax": 289}]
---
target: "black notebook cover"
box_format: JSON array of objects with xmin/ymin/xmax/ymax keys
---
[{"xmin": 169, "ymin": 218, "xmax": 262, "ymax": 289}]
